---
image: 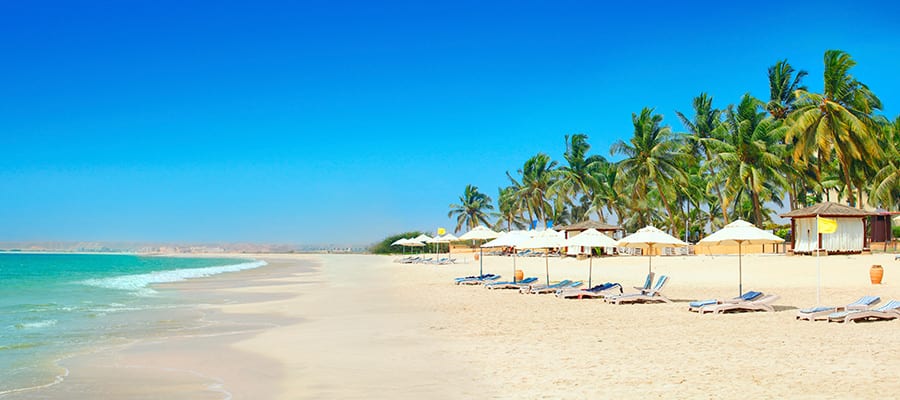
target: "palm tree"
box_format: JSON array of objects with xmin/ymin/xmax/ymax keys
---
[
  {"xmin": 507, "ymin": 153, "xmax": 558, "ymax": 226},
  {"xmin": 788, "ymin": 50, "xmax": 883, "ymax": 207},
  {"xmin": 765, "ymin": 60, "xmax": 808, "ymax": 210},
  {"xmin": 766, "ymin": 60, "xmax": 807, "ymax": 120},
  {"xmin": 870, "ymin": 116, "xmax": 900, "ymax": 208},
  {"xmin": 712, "ymin": 94, "xmax": 788, "ymax": 226},
  {"xmin": 493, "ymin": 186, "xmax": 527, "ymax": 231},
  {"xmin": 611, "ymin": 108, "xmax": 686, "ymax": 232},
  {"xmin": 551, "ymin": 133, "xmax": 606, "ymax": 219},
  {"xmin": 447, "ymin": 184, "xmax": 494, "ymax": 233},
  {"xmin": 676, "ymin": 93, "xmax": 728, "ymax": 224}
]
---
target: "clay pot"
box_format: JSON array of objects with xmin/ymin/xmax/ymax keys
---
[{"xmin": 870, "ymin": 265, "xmax": 884, "ymax": 284}]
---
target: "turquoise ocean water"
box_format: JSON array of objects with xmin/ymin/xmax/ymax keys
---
[{"xmin": 0, "ymin": 253, "xmax": 266, "ymax": 395}]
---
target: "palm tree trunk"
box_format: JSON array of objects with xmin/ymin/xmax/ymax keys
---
[
  {"xmin": 655, "ymin": 179, "xmax": 677, "ymax": 233},
  {"xmin": 750, "ymin": 175, "xmax": 763, "ymax": 227},
  {"xmin": 704, "ymin": 149, "xmax": 730, "ymax": 224}
]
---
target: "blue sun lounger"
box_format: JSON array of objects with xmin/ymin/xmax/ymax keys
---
[
  {"xmin": 796, "ymin": 296, "xmax": 880, "ymax": 321},
  {"xmin": 486, "ymin": 277, "xmax": 538, "ymax": 290},
  {"xmin": 688, "ymin": 291, "xmax": 764, "ymax": 312}
]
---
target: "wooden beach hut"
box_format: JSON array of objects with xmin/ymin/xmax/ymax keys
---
[
  {"xmin": 780, "ymin": 202, "xmax": 874, "ymax": 255},
  {"xmin": 554, "ymin": 220, "xmax": 621, "ymax": 256}
]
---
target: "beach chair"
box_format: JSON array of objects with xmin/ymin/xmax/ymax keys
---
[
  {"xmin": 795, "ymin": 296, "xmax": 880, "ymax": 321},
  {"xmin": 607, "ymin": 275, "xmax": 672, "ymax": 304},
  {"xmin": 633, "ymin": 272, "xmax": 655, "ymax": 291},
  {"xmin": 519, "ymin": 279, "xmax": 572, "ymax": 294},
  {"xmin": 827, "ymin": 299, "xmax": 900, "ymax": 323},
  {"xmin": 528, "ymin": 280, "xmax": 582, "ymax": 294},
  {"xmin": 485, "ymin": 277, "xmax": 538, "ymax": 290},
  {"xmin": 699, "ymin": 294, "xmax": 780, "ymax": 314},
  {"xmin": 458, "ymin": 275, "xmax": 502, "ymax": 285},
  {"xmin": 454, "ymin": 274, "xmax": 498, "ymax": 284},
  {"xmin": 556, "ymin": 282, "xmax": 623, "ymax": 299},
  {"xmin": 688, "ymin": 291, "xmax": 764, "ymax": 313}
]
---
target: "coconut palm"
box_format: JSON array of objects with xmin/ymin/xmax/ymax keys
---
[
  {"xmin": 870, "ymin": 116, "xmax": 900, "ymax": 208},
  {"xmin": 788, "ymin": 50, "xmax": 883, "ymax": 207},
  {"xmin": 551, "ymin": 134, "xmax": 606, "ymax": 217},
  {"xmin": 507, "ymin": 153, "xmax": 558, "ymax": 226},
  {"xmin": 712, "ymin": 94, "xmax": 788, "ymax": 226},
  {"xmin": 550, "ymin": 133, "xmax": 607, "ymax": 221},
  {"xmin": 766, "ymin": 60, "xmax": 807, "ymax": 120},
  {"xmin": 676, "ymin": 93, "xmax": 728, "ymax": 224},
  {"xmin": 447, "ymin": 184, "xmax": 494, "ymax": 233},
  {"xmin": 611, "ymin": 108, "xmax": 686, "ymax": 233},
  {"xmin": 493, "ymin": 186, "xmax": 527, "ymax": 231}
]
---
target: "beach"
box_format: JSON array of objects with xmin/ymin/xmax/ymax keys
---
[{"xmin": 8, "ymin": 252, "xmax": 899, "ymax": 399}]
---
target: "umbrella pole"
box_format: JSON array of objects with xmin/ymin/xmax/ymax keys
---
[
  {"xmin": 479, "ymin": 245, "xmax": 484, "ymax": 277},
  {"xmin": 738, "ymin": 241, "xmax": 743, "ymax": 297},
  {"xmin": 648, "ymin": 244, "xmax": 653, "ymax": 275},
  {"xmin": 545, "ymin": 252, "xmax": 550, "ymax": 286},
  {"xmin": 588, "ymin": 254, "xmax": 593, "ymax": 288},
  {"xmin": 513, "ymin": 249, "xmax": 517, "ymax": 283}
]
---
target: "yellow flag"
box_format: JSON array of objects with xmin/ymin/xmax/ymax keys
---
[
  {"xmin": 817, "ymin": 216, "xmax": 837, "ymax": 234},
  {"xmin": 437, "ymin": 227, "xmax": 446, "ymax": 236}
]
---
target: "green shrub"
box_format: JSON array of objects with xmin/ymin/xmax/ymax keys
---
[
  {"xmin": 893, "ymin": 225, "xmax": 900, "ymax": 239},
  {"xmin": 369, "ymin": 231, "xmax": 426, "ymax": 255}
]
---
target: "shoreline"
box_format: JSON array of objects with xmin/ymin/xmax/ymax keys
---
[{"xmin": 4, "ymin": 252, "xmax": 899, "ymax": 399}]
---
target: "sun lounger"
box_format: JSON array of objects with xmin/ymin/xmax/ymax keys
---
[
  {"xmin": 688, "ymin": 291, "xmax": 764, "ymax": 312},
  {"xmin": 528, "ymin": 280, "xmax": 582, "ymax": 294},
  {"xmin": 454, "ymin": 274, "xmax": 500, "ymax": 285},
  {"xmin": 827, "ymin": 299, "xmax": 900, "ymax": 323},
  {"xmin": 556, "ymin": 282, "xmax": 623, "ymax": 299},
  {"xmin": 795, "ymin": 296, "xmax": 880, "ymax": 321},
  {"xmin": 699, "ymin": 294, "xmax": 780, "ymax": 314},
  {"xmin": 520, "ymin": 279, "xmax": 572, "ymax": 294},
  {"xmin": 486, "ymin": 277, "xmax": 538, "ymax": 290},
  {"xmin": 607, "ymin": 275, "xmax": 671, "ymax": 304},
  {"xmin": 633, "ymin": 272, "xmax": 655, "ymax": 291}
]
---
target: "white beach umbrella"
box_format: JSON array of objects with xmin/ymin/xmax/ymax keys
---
[
  {"xmin": 616, "ymin": 226, "xmax": 688, "ymax": 275},
  {"xmin": 458, "ymin": 226, "xmax": 501, "ymax": 276},
  {"xmin": 517, "ymin": 229, "xmax": 568, "ymax": 286},
  {"xmin": 481, "ymin": 230, "xmax": 534, "ymax": 283},
  {"xmin": 697, "ymin": 220, "xmax": 784, "ymax": 296},
  {"xmin": 566, "ymin": 228, "xmax": 618, "ymax": 287},
  {"xmin": 438, "ymin": 233, "xmax": 459, "ymax": 259}
]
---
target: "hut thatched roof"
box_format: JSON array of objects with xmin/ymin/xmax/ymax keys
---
[
  {"xmin": 780, "ymin": 202, "xmax": 875, "ymax": 218},
  {"xmin": 553, "ymin": 220, "xmax": 621, "ymax": 232}
]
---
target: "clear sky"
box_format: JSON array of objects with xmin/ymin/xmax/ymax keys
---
[{"xmin": 2, "ymin": 1, "xmax": 899, "ymax": 245}]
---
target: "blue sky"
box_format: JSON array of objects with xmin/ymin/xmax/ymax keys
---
[{"xmin": 1, "ymin": 1, "xmax": 899, "ymax": 244}]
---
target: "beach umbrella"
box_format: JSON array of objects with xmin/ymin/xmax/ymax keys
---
[
  {"xmin": 427, "ymin": 234, "xmax": 457, "ymax": 259},
  {"xmin": 616, "ymin": 226, "xmax": 688, "ymax": 275},
  {"xmin": 482, "ymin": 230, "xmax": 534, "ymax": 282},
  {"xmin": 391, "ymin": 238, "xmax": 409, "ymax": 256},
  {"xmin": 458, "ymin": 226, "xmax": 501, "ymax": 277},
  {"xmin": 517, "ymin": 229, "xmax": 568, "ymax": 286},
  {"xmin": 439, "ymin": 233, "xmax": 459, "ymax": 259},
  {"xmin": 697, "ymin": 219, "xmax": 785, "ymax": 296},
  {"xmin": 566, "ymin": 228, "xmax": 618, "ymax": 287}
]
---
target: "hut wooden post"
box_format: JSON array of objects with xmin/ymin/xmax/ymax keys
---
[
  {"xmin": 862, "ymin": 217, "xmax": 868, "ymax": 250},
  {"xmin": 790, "ymin": 218, "xmax": 796, "ymax": 253}
]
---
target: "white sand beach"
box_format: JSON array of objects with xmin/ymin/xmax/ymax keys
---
[{"xmin": 20, "ymin": 252, "xmax": 900, "ymax": 399}]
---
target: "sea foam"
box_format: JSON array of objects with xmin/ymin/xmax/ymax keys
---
[{"xmin": 79, "ymin": 260, "xmax": 268, "ymax": 294}]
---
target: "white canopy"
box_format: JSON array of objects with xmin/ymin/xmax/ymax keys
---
[
  {"xmin": 566, "ymin": 228, "xmax": 617, "ymax": 288},
  {"xmin": 517, "ymin": 229, "xmax": 567, "ymax": 249},
  {"xmin": 391, "ymin": 238, "xmax": 407, "ymax": 246},
  {"xmin": 458, "ymin": 225, "xmax": 501, "ymax": 241},
  {"xmin": 697, "ymin": 220, "xmax": 784, "ymax": 296},
  {"xmin": 566, "ymin": 228, "xmax": 618, "ymax": 248},
  {"xmin": 481, "ymin": 230, "xmax": 533, "ymax": 248},
  {"xmin": 697, "ymin": 220, "xmax": 784, "ymax": 246},
  {"xmin": 401, "ymin": 238, "xmax": 425, "ymax": 247},
  {"xmin": 413, "ymin": 234, "xmax": 433, "ymax": 243},
  {"xmin": 440, "ymin": 233, "xmax": 459, "ymax": 242},
  {"xmin": 617, "ymin": 226, "xmax": 687, "ymax": 275},
  {"xmin": 616, "ymin": 226, "xmax": 688, "ymax": 249}
]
